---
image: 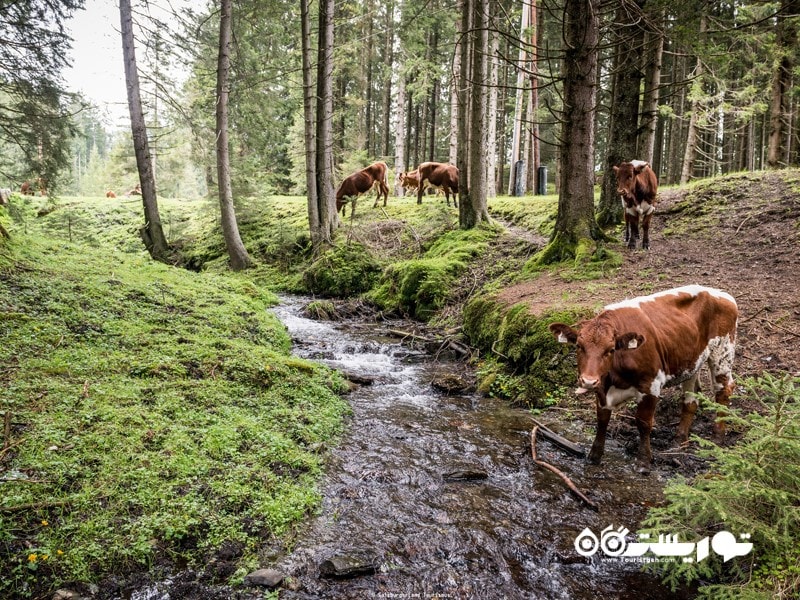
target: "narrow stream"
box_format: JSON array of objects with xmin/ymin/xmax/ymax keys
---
[{"xmin": 267, "ymin": 297, "xmax": 689, "ymax": 599}]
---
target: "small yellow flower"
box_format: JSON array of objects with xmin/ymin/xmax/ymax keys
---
[
  {"xmin": 27, "ymin": 554, "xmax": 37, "ymax": 563},
  {"xmin": 57, "ymin": 549, "xmax": 64, "ymax": 555},
  {"xmin": 41, "ymin": 520, "xmax": 49, "ymax": 526},
  {"xmin": 41, "ymin": 554, "xmax": 49, "ymax": 561}
]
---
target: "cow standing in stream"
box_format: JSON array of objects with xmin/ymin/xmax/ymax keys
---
[
  {"xmin": 335, "ymin": 161, "xmax": 390, "ymax": 217},
  {"xmin": 550, "ymin": 285, "xmax": 738, "ymax": 473},
  {"xmin": 613, "ymin": 160, "xmax": 658, "ymax": 250}
]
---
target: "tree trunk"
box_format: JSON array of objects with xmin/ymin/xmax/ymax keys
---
[
  {"xmin": 680, "ymin": 15, "xmax": 706, "ymax": 185},
  {"xmin": 461, "ymin": 0, "xmax": 490, "ymax": 228},
  {"xmin": 314, "ymin": 0, "xmax": 337, "ymax": 249},
  {"xmin": 528, "ymin": 0, "xmax": 540, "ymax": 194},
  {"xmin": 640, "ymin": 12, "xmax": 664, "ymax": 165},
  {"xmin": 767, "ymin": 0, "xmax": 799, "ymax": 168},
  {"xmin": 301, "ymin": 0, "xmax": 319, "ymax": 229},
  {"xmin": 597, "ymin": 0, "xmax": 646, "ymax": 228},
  {"xmin": 394, "ymin": 76, "xmax": 407, "ymax": 195},
  {"xmin": 456, "ymin": 0, "xmax": 472, "ymax": 212},
  {"xmin": 539, "ymin": 0, "xmax": 600, "ymax": 263},
  {"xmin": 215, "ymin": 0, "xmax": 251, "ymax": 271},
  {"xmin": 449, "ymin": 15, "xmax": 461, "ymax": 166},
  {"xmin": 382, "ymin": 0, "xmax": 395, "ymax": 158},
  {"xmin": 487, "ymin": 27, "xmax": 499, "ymax": 197},
  {"xmin": 119, "ymin": 0, "xmax": 170, "ymax": 262},
  {"xmin": 507, "ymin": 4, "xmax": 529, "ymax": 196}
]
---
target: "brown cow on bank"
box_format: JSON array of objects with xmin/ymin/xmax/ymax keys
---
[
  {"xmin": 416, "ymin": 162, "xmax": 459, "ymax": 208},
  {"xmin": 335, "ymin": 161, "xmax": 390, "ymax": 217},
  {"xmin": 550, "ymin": 285, "xmax": 738, "ymax": 473},
  {"xmin": 613, "ymin": 160, "xmax": 658, "ymax": 250}
]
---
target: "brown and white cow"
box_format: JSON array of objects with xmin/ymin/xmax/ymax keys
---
[
  {"xmin": 416, "ymin": 162, "xmax": 459, "ymax": 207},
  {"xmin": 613, "ymin": 160, "xmax": 658, "ymax": 250},
  {"xmin": 550, "ymin": 285, "xmax": 738, "ymax": 472},
  {"xmin": 396, "ymin": 169, "xmax": 420, "ymax": 193},
  {"xmin": 335, "ymin": 161, "xmax": 390, "ymax": 216},
  {"xmin": 106, "ymin": 190, "xmax": 117, "ymax": 198}
]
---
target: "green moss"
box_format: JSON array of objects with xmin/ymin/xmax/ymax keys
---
[
  {"xmin": 368, "ymin": 228, "xmax": 496, "ymax": 320},
  {"xmin": 302, "ymin": 242, "xmax": 381, "ymax": 297},
  {"xmin": 463, "ymin": 292, "xmax": 590, "ymax": 406}
]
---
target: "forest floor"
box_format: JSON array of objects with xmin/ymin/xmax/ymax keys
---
[
  {"xmin": 479, "ymin": 169, "xmax": 800, "ymax": 460},
  {"xmin": 492, "ymin": 169, "xmax": 800, "ymax": 380}
]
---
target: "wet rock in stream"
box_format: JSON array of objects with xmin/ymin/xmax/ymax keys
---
[{"xmin": 318, "ymin": 549, "xmax": 381, "ymax": 579}]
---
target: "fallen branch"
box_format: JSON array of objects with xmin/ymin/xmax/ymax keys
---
[
  {"xmin": 531, "ymin": 427, "xmax": 598, "ymax": 511},
  {"xmin": 530, "ymin": 417, "xmax": 586, "ymax": 458},
  {"xmin": 388, "ymin": 329, "xmax": 434, "ymax": 343}
]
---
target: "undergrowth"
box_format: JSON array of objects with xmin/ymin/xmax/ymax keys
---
[
  {"xmin": 0, "ymin": 199, "xmax": 349, "ymax": 597},
  {"xmin": 642, "ymin": 373, "xmax": 800, "ymax": 599}
]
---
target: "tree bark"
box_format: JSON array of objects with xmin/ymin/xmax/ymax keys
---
[
  {"xmin": 301, "ymin": 0, "xmax": 319, "ymax": 230},
  {"xmin": 314, "ymin": 0, "xmax": 338, "ymax": 249},
  {"xmin": 215, "ymin": 0, "xmax": 251, "ymax": 271},
  {"xmin": 394, "ymin": 76, "xmax": 407, "ymax": 195},
  {"xmin": 767, "ymin": 0, "xmax": 799, "ymax": 168},
  {"xmin": 680, "ymin": 14, "xmax": 706, "ymax": 185},
  {"xmin": 539, "ymin": 0, "xmax": 600, "ymax": 263},
  {"xmin": 461, "ymin": 0, "xmax": 490, "ymax": 228},
  {"xmin": 119, "ymin": 0, "xmax": 170, "ymax": 262},
  {"xmin": 507, "ymin": 4, "xmax": 529, "ymax": 196},
  {"xmin": 639, "ymin": 12, "xmax": 664, "ymax": 165},
  {"xmin": 487, "ymin": 27, "xmax": 499, "ymax": 197}
]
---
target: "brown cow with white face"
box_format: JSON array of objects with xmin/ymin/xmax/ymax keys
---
[
  {"xmin": 416, "ymin": 162, "xmax": 459, "ymax": 207},
  {"xmin": 336, "ymin": 161, "xmax": 390, "ymax": 216},
  {"xmin": 550, "ymin": 285, "xmax": 738, "ymax": 472},
  {"xmin": 613, "ymin": 160, "xmax": 658, "ymax": 250}
]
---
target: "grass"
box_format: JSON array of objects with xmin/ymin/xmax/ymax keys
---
[{"xmin": 0, "ymin": 195, "xmax": 349, "ymax": 596}]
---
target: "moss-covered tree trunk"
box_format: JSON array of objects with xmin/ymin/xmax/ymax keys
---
[{"xmin": 538, "ymin": 0, "xmax": 601, "ymax": 264}]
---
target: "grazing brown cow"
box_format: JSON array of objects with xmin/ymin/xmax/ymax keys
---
[
  {"xmin": 550, "ymin": 285, "xmax": 738, "ymax": 472},
  {"xmin": 416, "ymin": 162, "xmax": 459, "ymax": 207},
  {"xmin": 613, "ymin": 160, "xmax": 658, "ymax": 250},
  {"xmin": 106, "ymin": 190, "xmax": 117, "ymax": 198},
  {"xmin": 335, "ymin": 161, "xmax": 390, "ymax": 216},
  {"xmin": 126, "ymin": 183, "xmax": 142, "ymax": 196}
]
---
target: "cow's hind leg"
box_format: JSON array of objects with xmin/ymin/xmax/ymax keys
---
[
  {"xmin": 676, "ymin": 373, "xmax": 700, "ymax": 445},
  {"xmin": 635, "ymin": 394, "xmax": 659, "ymax": 473},
  {"xmin": 588, "ymin": 403, "xmax": 612, "ymax": 464},
  {"xmin": 707, "ymin": 339, "xmax": 736, "ymax": 439}
]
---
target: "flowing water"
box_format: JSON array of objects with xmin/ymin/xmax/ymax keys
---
[{"xmin": 264, "ymin": 297, "xmax": 691, "ymax": 600}]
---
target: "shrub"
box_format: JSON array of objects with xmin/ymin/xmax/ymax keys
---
[{"xmin": 642, "ymin": 373, "xmax": 800, "ymax": 599}]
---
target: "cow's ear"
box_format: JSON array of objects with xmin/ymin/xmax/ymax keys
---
[
  {"xmin": 550, "ymin": 323, "xmax": 578, "ymax": 344},
  {"xmin": 612, "ymin": 166, "xmax": 620, "ymax": 174},
  {"xmin": 616, "ymin": 332, "xmax": 645, "ymax": 350}
]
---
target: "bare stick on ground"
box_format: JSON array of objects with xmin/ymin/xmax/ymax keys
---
[{"xmin": 531, "ymin": 426, "xmax": 598, "ymax": 511}]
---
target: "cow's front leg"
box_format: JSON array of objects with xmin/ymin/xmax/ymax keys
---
[
  {"xmin": 635, "ymin": 394, "xmax": 658, "ymax": 473},
  {"xmin": 641, "ymin": 209, "xmax": 653, "ymax": 250},
  {"xmin": 588, "ymin": 401, "xmax": 612, "ymax": 464},
  {"xmin": 626, "ymin": 213, "xmax": 639, "ymax": 249}
]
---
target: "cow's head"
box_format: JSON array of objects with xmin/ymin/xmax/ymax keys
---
[
  {"xmin": 613, "ymin": 161, "xmax": 648, "ymax": 202},
  {"xmin": 550, "ymin": 321, "xmax": 645, "ymax": 392}
]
